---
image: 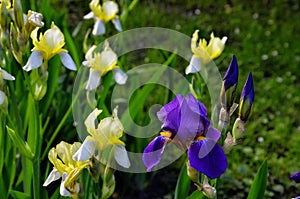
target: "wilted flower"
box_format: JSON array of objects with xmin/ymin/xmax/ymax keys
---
[
  {"xmin": 186, "ymin": 30, "xmax": 227, "ymax": 75},
  {"xmin": 84, "ymin": 0, "xmax": 122, "ymax": 36},
  {"xmin": 143, "ymin": 94, "xmax": 227, "ymax": 179},
  {"xmin": 43, "ymin": 141, "xmax": 90, "ymax": 197},
  {"xmin": 83, "ymin": 41, "xmax": 127, "ymax": 90},
  {"xmin": 73, "ymin": 107, "xmax": 130, "ymax": 168},
  {"xmin": 23, "ymin": 22, "xmax": 76, "ymax": 71}
]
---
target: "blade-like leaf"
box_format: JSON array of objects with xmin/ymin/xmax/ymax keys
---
[
  {"xmin": 187, "ymin": 190, "xmax": 204, "ymax": 199},
  {"xmin": 247, "ymin": 160, "xmax": 268, "ymax": 199},
  {"xmin": 174, "ymin": 161, "xmax": 191, "ymax": 199},
  {"xmin": 9, "ymin": 190, "xmax": 31, "ymax": 199}
]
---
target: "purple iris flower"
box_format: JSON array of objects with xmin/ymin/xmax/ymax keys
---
[
  {"xmin": 290, "ymin": 172, "xmax": 300, "ymax": 183},
  {"xmin": 142, "ymin": 94, "xmax": 227, "ymax": 179}
]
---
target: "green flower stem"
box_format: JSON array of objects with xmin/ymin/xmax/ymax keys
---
[{"xmin": 41, "ymin": 92, "xmax": 80, "ymax": 160}]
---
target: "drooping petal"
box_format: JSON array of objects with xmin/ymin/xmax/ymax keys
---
[
  {"xmin": 188, "ymin": 139, "xmax": 227, "ymax": 179},
  {"xmin": 23, "ymin": 50, "xmax": 43, "ymax": 71},
  {"xmin": 86, "ymin": 69, "xmax": 101, "ymax": 90},
  {"xmin": 290, "ymin": 172, "xmax": 300, "ymax": 183},
  {"xmin": 0, "ymin": 68, "xmax": 15, "ymax": 80},
  {"xmin": 185, "ymin": 56, "xmax": 202, "ymax": 75},
  {"xmin": 92, "ymin": 18, "xmax": 105, "ymax": 36},
  {"xmin": 83, "ymin": 11, "xmax": 95, "ymax": 19},
  {"xmin": 72, "ymin": 137, "xmax": 97, "ymax": 161},
  {"xmin": 112, "ymin": 17, "xmax": 122, "ymax": 32},
  {"xmin": 113, "ymin": 144, "xmax": 130, "ymax": 168},
  {"xmin": 59, "ymin": 52, "xmax": 77, "ymax": 71},
  {"xmin": 0, "ymin": 91, "xmax": 6, "ymax": 105},
  {"xmin": 60, "ymin": 173, "xmax": 72, "ymax": 197},
  {"xmin": 205, "ymin": 127, "xmax": 221, "ymax": 143},
  {"xmin": 43, "ymin": 169, "xmax": 62, "ymax": 186},
  {"xmin": 142, "ymin": 136, "xmax": 168, "ymax": 172},
  {"xmin": 113, "ymin": 68, "xmax": 127, "ymax": 84}
]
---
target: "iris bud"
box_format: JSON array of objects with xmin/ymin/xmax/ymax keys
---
[
  {"xmin": 220, "ymin": 55, "xmax": 238, "ymax": 110},
  {"xmin": 238, "ymin": 73, "xmax": 254, "ymax": 122}
]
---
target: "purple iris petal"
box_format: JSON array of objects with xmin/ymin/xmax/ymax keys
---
[
  {"xmin": 142, "ymin": 136, "xmax": 168, "ymax": 172},
  {"xmin": 157, "ymin": 94, "xmax": 184, "ymax": 134},
  {"xmin": 188, "ymin": 139, "xmax": 227, "ymax": 179},
  {"xmin": 290, "ymin": 172, "xmax": 300, "ymax": 183},
  {"xmin": 241, "ymin": 73, "xmax": 254, "ymax": 103},
  {"xmin": 205, "ymin": 127, "xmax": 221, "ymax": 142},
  {"xmin": 223, "ymin": 55, "xmax": 238, "ymax": 90},
  {"xmin": 157, "ymin": 94, "xmax": 211, "ymax": 146}
]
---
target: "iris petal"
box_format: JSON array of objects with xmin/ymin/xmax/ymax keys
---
[
  {"xmin": 43, "ymin": 169, "xmax": 62, "ymax": 186},
  {"xmin": 290, "ymin": 172, "xmax": 300, "ymax": 183},
  {"xmin": 185, "ymin": 56, "xmax": 202, "ymax": 74},
  {"xmin": 92, "ymin": 19, "xmax": 105, "ymax": 36},
  {"xmin": 59, "ymin": 52, "xmax": 77, "ymax": 71},
  {"xmin": 72, "ymin": 137, "xmax": 96, "ymax": 161},
  {"xmin": 113, "ymin": 68, "xmax": 127, "ymax": 85},
  {"xmin": 112, "ymin": 17, "xmax": 122, "ymax": 32},
  {"xmin": 188, "ymin": 139, "xmax": 227, "ymax": 179},
  {"xmin": 142, "ymin": 136, "xmax": 168, "ymax": 172},
  {"xmin": 86, "ymin": 69, "xmax": 101, "ymax": 90},
  {"xmin": 114, "ymin": 144, "xmax": 130, "ymax": 168},
  {"xmin": 23, "ymin": 51, "xmax": 43, "ymax": 71}
]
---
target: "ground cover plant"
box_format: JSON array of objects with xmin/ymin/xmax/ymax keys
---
[{"xmin": 0, "ymin": 0, "xmax": 300, "ymax": 198}]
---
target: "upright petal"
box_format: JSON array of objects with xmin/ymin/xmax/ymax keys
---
[
  {"xmin": 113, "ymin": 68, "xmax": 127, "ymax": 84},
  {"xmin": 92, "ymin": 18, "xmax": 105, "ymax": 36},
  {"xmin": 86, "ymin": 69, "xmax": 101, "ymax": 90},
  {"xmin": 84, "ymin": 108, "xmax": 103, "ymax": 132},
  {"xmin": 102, "ymin": 1, "xmax": 119, "ymax": 21},
  {"xmin": 23, "ymin": 51, "xmax": 43, "ymax": 71},
  {"xmin": 205, "ymin": 127, "xmax": 221, "ymax": 142},
  {"xmin": 142, "ymin": 136, "xmax": 168, "ymax": 172},
  {"xmin": 72, "ymin": 137, "xmax": 97, "ymax": 161},
  {"xmin": 112, "ymin": 17, "xmax": 122, "ymax": 32},
  {"xmin": 59, "ymin": 52, "xmax": 77, "ymax": 71},
  {"xmin": 114, "ymin": 144, "xmax": 130, "ymax": 168},
  {"xmin": 185, "ymin": 56, "xmax": 202, "ymax": 75},
  {"xmin": 43, "ymin": 169, "xmax": 62, "ymax": 186},
  {"xmin": 290, "ymin": 172, "xmax": 300, "ymax": 183},
  {"xmin": 188, "ymin": 139, "xmax": 227, "ymax": 179}
]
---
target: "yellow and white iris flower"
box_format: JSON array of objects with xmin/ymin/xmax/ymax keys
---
[
  {"xmin": 73, "ymin": 107, "xmax": 130, "ymax": 168},
  {"xmin": 83, "ymin": 41, "xmax": 127, "ymax": 90},
  {"xmin": 84, "ymin": 0, "xmax": 122, "ymax": 36},
  {"xmin": 43, "ymin": 141, "xmax": 89, "ymax": 197},
  {"xmin": 23, "ymin": 22, "xmax": 76, "ymax": 71},
  {"xmin": 186, "ymin": 30, "xmax": 227, "ymax": 74}
]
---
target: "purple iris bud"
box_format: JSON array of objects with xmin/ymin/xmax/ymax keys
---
[
  {"xmin": 241, "ymin": 72, "xmax": 254, "ymax": 104},
  {"xmin": 143, "ymin": 94, "xmax": 227, "ymax": 178},
  {"xmin": 220, "ymin": 55, "xmax": 239, "ymax": 109},
  {"xmin": 290, "ymin": 172, "xmax": 300, "ymax": 183},
  {"xmin": 223, "ymin": 55, "xmax": 238, "ymax": 90},
  {"xmin": 239, "ymin": 72, "xmax": 254, "ymax": 121}
]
